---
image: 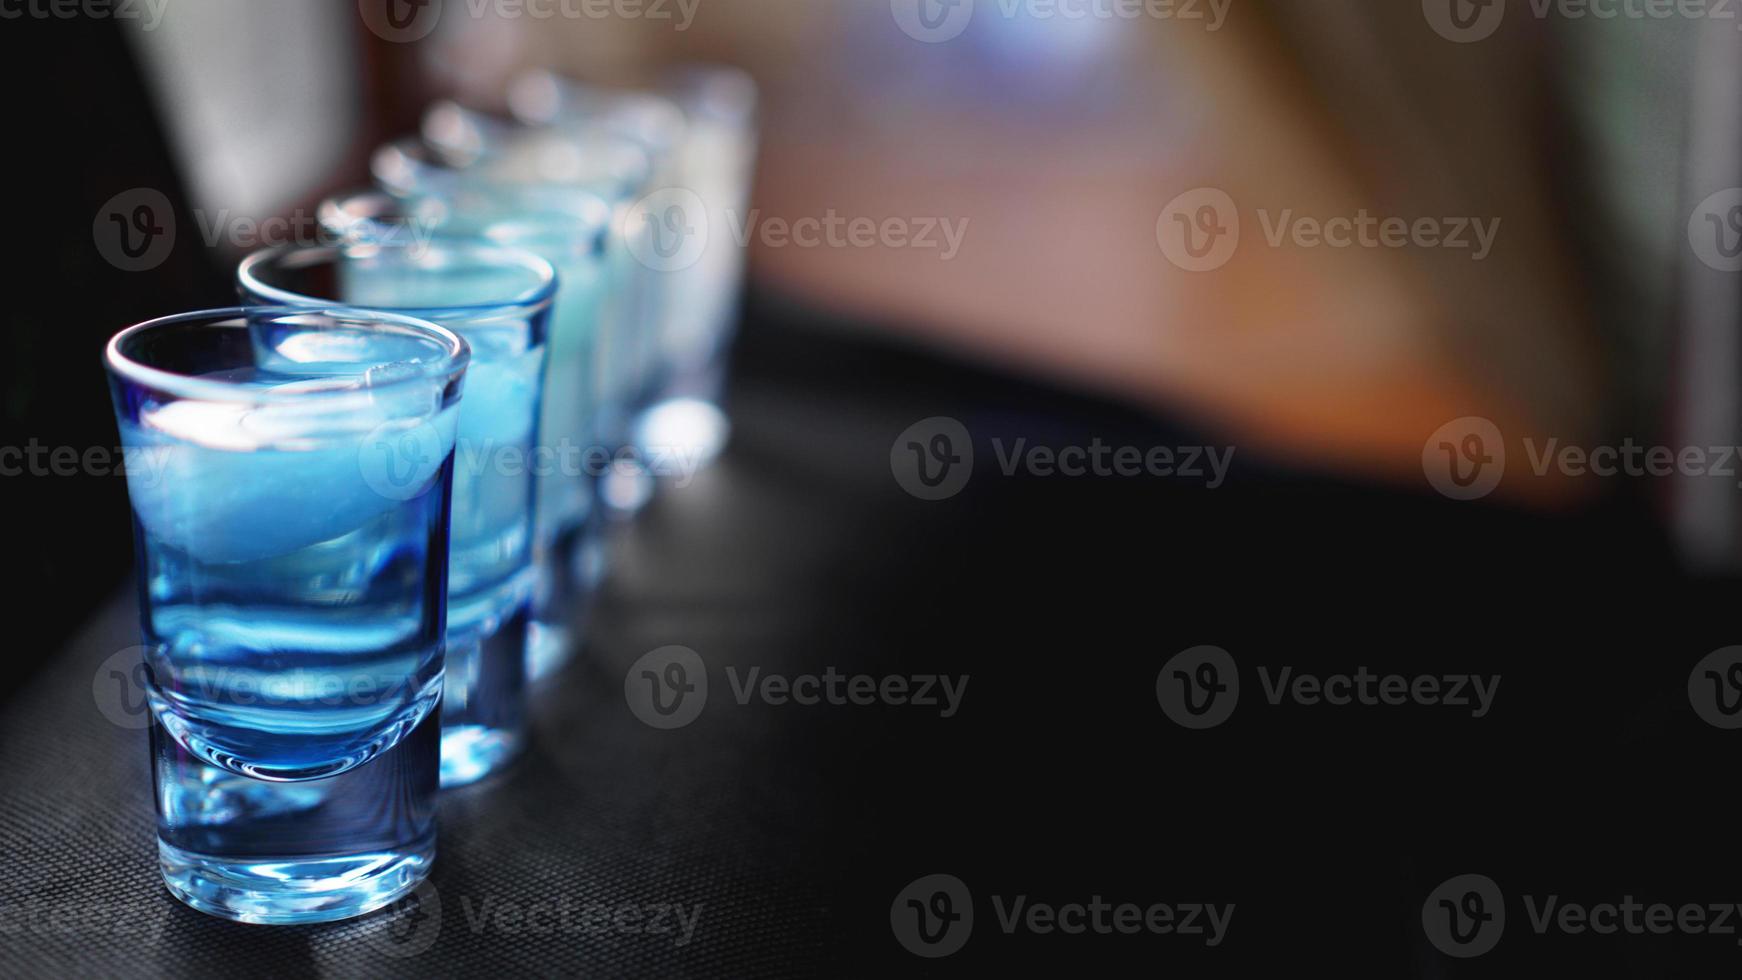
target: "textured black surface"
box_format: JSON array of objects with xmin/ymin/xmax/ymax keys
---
[{"xmin": 6, "ymin": 295, "xmax": 1742, "ymax": 977}]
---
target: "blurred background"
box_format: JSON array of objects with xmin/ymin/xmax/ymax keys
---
[{"xmin": 0, "ymin": 2, "xmax": 1729, "ymax": 691}]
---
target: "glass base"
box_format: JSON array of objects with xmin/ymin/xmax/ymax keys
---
[
  {"xmin": 159, "ymin": 833, "xmax": 433, "ymax": 925},
  {"xmin": 440, "ymin": 599, "xmax": 529, "ymax": 787},
  {"xmin": 528, "ymin": 519, "xmax": 595, "ymax": 683},
  {"xmin": 527, "ymin": 620, "xmax": 571, "ymax": 682},
  {"xmin": 601, "ymin": 465, "xmax": 655, "ymax": 518},
  {"xmin": 635, "ymin": 396, "xmax": 730, "ymax": 470},
  {"xmin": 439, "ymin": 724, "xmax": 524, "ymax": 787}
]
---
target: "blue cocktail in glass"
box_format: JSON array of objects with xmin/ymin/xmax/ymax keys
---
[
  {"xmin": 510, "ymin": 68, "xmax": 760, "ymax": 496},
  {"xmin": 369, "ymin": 133, "xmax": 651, "ymax": 678},
  {"xmin": 106, "ymin": 307, "xmax": 469, "ymax": 923},
  {"xmin": 502, "ymin": 76, "xmax": 688, "ymax": 518},
  {"xmin": 239, "ymin": 243, "xmax": 555, "ymax": 787}
]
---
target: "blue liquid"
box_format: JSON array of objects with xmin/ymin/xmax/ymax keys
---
[
  {"xmin": 528, "ymin": 242, "xmax": 611, "ymax": 680},
  {"xmin": 338, "ymin": 264, "xmax": 548, "ymax": 784},
  {"xmin": 119, "ymin": 361, "xmax": 456, "ymax": 923}
]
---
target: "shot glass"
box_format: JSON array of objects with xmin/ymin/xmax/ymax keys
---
[
  {"xmin": 106, "ymin": 307, "xmax": 469, "ymax": 923},
  {"xmin": 510, "ymin": 69, "xmax": 760, "ymax": 498},
  {"xmin": 371, "ymin": 132, "xmax": 658, "ymax": 670},
  {"xmin": 239, "ymin": 242, "xmax": 555, "ymax": 787},
  {"xmin": 649, "ymin": 65, "xmax": 759, "ymax": 459},
  {"xmin": 505, "ymin": 74, "xmax": 693, "ymax": 516}
]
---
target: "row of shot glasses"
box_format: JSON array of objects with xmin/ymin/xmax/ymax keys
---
[{"xmin": 103, "ymin": 66, "xmax": 757, "ymax": 924}]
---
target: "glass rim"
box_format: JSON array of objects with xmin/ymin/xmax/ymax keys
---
[
  {"xmin": 105, "ymin": 306, "xmax": 471, "ymax": 405},
  {"xmin": 507, "ymin": 71, "xmax": 688, "ymax": 154},
  {"xmin": 317, "ymin": 188, "xmax": 440, "ymax": 234},
  {"xmin": 325, "ymin": 185, "xmax": 615, "ymax": 238},
  {"xmin": 663, "ymin": 63, "xmax": 759, "ymax": 124},
  {"xmin": 379, "ymin": 126, "xmax": 653, "ymax": 203},
  {"xmin": 237, "ymin": 240, "xmax": 559, "ymax": 319}
]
